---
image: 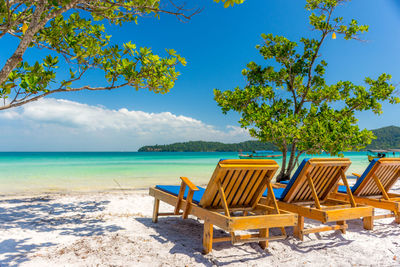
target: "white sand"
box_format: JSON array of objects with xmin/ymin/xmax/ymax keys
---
[{"xmin": 1, "ymin": 182, "xmax": 400, "ymax": 266}]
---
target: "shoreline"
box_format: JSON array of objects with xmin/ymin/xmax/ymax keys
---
[
  {"xmin": 0, "ymin": 184, "xmax": 213, "ymax": 199},
  {"xmin": 0, "ymin": 177, "xmax": 362, "ymax": 198},
  {"xmin": 0, "ymin": 176, "xmax": 356, "ymax": 198},
  {"xmin": 0, "ymin": 151, "xmax": 372, "ymax": 200},
  {"xmin": 0, "ymin": 188, "xmax": 148, "ymax": 199}
]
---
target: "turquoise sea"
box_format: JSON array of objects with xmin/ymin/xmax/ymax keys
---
[{"xmin": 0, "ymin": 151, "xmax": 377, "ymax": 195}]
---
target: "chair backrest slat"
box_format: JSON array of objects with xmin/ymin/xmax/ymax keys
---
[
  {"xmin": 240, "ymin": 170, "xmax": 263, "ymax": 206},
  {"xmin": 199, "ymin": 160, "xmax": 279, "ymax": 209},
  {"xmin": 353, "ymin": 158, "xmax": 400, "ymax": 196},
  {"xmin": 282, "ymin": 158, "xmax": 351, "ymax": 203}
]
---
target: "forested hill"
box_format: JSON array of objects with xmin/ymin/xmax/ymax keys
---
[
  {"xmin": 138, "ymin": 140, "xmax": 277, "ymax": 152},
  {"xmin": 367, "ymin": 126, "xmax": 400, "ymax": 149},
  {"xmin": 138, "ymin": 126, "xmax": 400, "ymax": 152}
]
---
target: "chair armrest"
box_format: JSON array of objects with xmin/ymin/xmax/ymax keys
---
[
  {"xmin": 177, "ymin": 177, "xmax": 198, "ymax": 219},
  {"xmin": 352, "ymin": 172, "xmax": 361, "ymax": 178},
  {"xmin": 180, "ymin": 177, "xmax": 199, "ymax": 191},
  {"xmin": 337, "ymin": 182, "xmax": 344, "ymax": 186},
  {"xmin": 272, "ymin": 183, "xmax": 286, "ymax": 189}
]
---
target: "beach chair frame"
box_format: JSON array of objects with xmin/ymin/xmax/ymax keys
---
[
  {"xmin": 331, "ymin": 158, "xmax": 400, "ymax": 224},
  {"xmin": 149, "ymin": 159, "xmax": 298, "ymax": 254},
  {"xmin": 262, "ymin": 158, "xmax": 373, "ymax": 240}
]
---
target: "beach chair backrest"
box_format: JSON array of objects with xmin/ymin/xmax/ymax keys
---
[
  {"xmin": 353, "ymin": 158, "xmax": 400, "ymax": 196},
  {"xmin": 199, "ymin": 159, "xmax": 279, "ymax": 209},
  {"xmin": 281, "ymin": 158, "xmax": 351, "ymax": 203}
]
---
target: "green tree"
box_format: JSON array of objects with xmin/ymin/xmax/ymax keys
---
[
  {"xmin": 214, "ymin": 0, "xmax": 399, "ymax": 181},
  {"xmin": 0, "ymin": 0, "xmax": 243, "ymax": 110}
]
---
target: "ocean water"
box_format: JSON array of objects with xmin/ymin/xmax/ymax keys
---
[{"xmin": 0, "ymin": 151, "xmax": 378, "ymax": 194}]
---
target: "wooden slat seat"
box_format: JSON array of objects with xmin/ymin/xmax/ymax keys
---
[
  {"xmin": 261, "ymin": 158, "xmax": 373, "ymax": 240},
  {"xmin": 149, "ymin": 159, "xmax": 298, "ymax": 254},
  {"xmin": 331, "ymin": 158, "xmax": 400, "ymax": 225}
]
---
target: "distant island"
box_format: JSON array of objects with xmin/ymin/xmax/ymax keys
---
[
  {"xmin": 365, "ymin": 126, "xmax": 400, "ymax": 149},
  {"xmin": 138, "ymin": 125, "xmax": 400, "ymax": 152},
  {"xmin": 138, "ymin": 140, "xmax": 277, "ymax": 152}
]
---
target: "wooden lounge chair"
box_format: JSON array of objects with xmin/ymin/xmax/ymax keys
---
[
  {"xmin": 261, "ymin": 158, "xmax": 374, "ymax": 240},
  {"xmin": 149, "ymin": 159, "xmax": 298, "ymax": 254},
  {"xmin": 331, "ymin": 158, "xmax": 400, "ymax": 225}
]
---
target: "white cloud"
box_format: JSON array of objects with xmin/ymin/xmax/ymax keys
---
[
  {"xmin": 0, "ymin": 109, "xmax": 20, "ymax": 119},
  {"xmin": 0, "ymin": 98, "xmax": 251, "ymax": 151}
]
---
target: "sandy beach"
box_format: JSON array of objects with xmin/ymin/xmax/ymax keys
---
[
  {"xmin": 1, "ymin": 0, "xmax": 399, "ymax": 266},
  {"xmin": 0, "ymin": 180, "xmax": 399, "ymax": 267}
]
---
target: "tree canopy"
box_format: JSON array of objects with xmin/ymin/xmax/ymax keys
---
[
  {"xmin": 214, "ymin": 0, "xmax": 399, "ymax": 181},
  {"xmin": 0, "ymin": 0, "xmax": 244, "ymax": 110}
]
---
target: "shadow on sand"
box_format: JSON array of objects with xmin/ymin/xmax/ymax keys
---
[
  {"xmin": 0, "ymin": 196, "xmax": 123, "ymax": 266},
  {"xmin": 354, "ymin": 218, "xmax": 400, "ymax": 239},
  {"xmin": 135, "ymin": 215, "xmax": 355, "ymax": 266},
  {"xmin": 135, "ymin": 216, "xmax": 272, "ymax": 266}
]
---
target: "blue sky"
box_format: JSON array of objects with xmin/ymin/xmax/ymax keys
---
[{"xmin": 0, "ymin": 0, "xmax": 399, "ymax": 151}]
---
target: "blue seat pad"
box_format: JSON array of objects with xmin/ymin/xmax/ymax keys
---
[
  {"xmin": 263, "ymin": 187, "xmax": 285, "ymax": 199},
  {"xmin": 156, "ymin": 185, "xmax": 206, "ymax": 204},
  {"xmin": 337, "ymin": 185, "xmax": 348, "ymax": 193},
  {"xmin": 338, "ymin": 158, "xmax": 379, "ymax": 194}
]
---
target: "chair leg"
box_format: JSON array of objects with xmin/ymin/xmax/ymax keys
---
[
  {"xmin": 363, "ymin": 216, "xmax": 374, "ymax": 230},
  {"xmin": 280, "ymin": 227, "xmax": 286, "ymax": 236},
  {"xmin": 337, "ymin": 220, "xmax": 346, "ymax": 234},
  {"xmin": 203, "ymin": 221, "xmax": 213, "ymax": 254},
  {"xmin": 395, "ymin": 214, "xmax": 400, "ymax": 224},
  {"xmin": 293, "ymin": 216, "xmax": 304, "ymax": 241},
  {"xmin": 152, "ymin": 198, "xmax": 160, "ymax": 223},
  {"xmin": 259, "ymin": 228, "xmax": 269, "ymax": 249}
]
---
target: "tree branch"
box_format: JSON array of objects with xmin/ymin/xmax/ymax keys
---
[
  {"xmin": 0, "ymin": 0, "xmax": 81, "ymax": 86},
  {"xmin": 78, "ymin": 0, "xmax": 202, "ymax": 22},
  {"xmin": 297, "ymin": 7, "xmax": 334, "ymax": 112},
  {"xmin": 0, "ymin": 82, "xmax": 129, "ymax": 110},
  {"xmin": 0, "ymin": 0, "xmax": 47, "ymax": 85}
]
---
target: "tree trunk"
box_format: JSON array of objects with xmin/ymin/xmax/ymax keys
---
[
  {"xmin": 286, "ymin": 142, "xmax": 297, "ymax": 171},
  {"xmin": 276, "ymin": 143, "xmax": 297, "ymax": 182},
  {"xmin": 0, "ymin": 2, "xmax": 46, "ymax": 86},
  {"xmin": 276, "ymin": 147, "xmax": 287, "ymax": 182},
  {"xmin": 294, "ymin": 151, "xmax": 304, "ymax": 169}
]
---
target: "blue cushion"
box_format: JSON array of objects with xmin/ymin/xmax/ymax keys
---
[
  {"xmin": 156, "ymin": 185, "xmax": 206, "ymax": 204},
  {"xmin": 349, "ymin": 158, "xmax": 379, "ymax": 193},
  {"xmin": 338, "ymin": 185, "xmax": 348, "ymax": 193},
  {"xmin": 263, "ymin": 187, "xmax": 285, "ymax": 199},
  {"xmin": 277, "ymin": 158, "xmax": 310, "ymax": 200},
  {"xmin": 279, "ymin": 180, "xmax": 289, "ymax": 184}
]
